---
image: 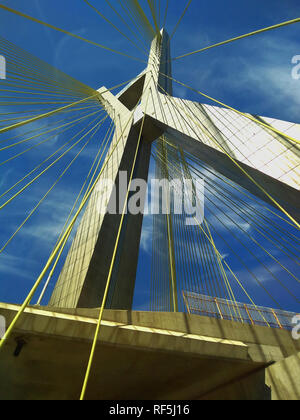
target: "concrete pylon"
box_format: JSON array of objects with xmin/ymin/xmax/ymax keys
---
[
  {"xmin": 49, "ymin": 30, "xmax": 172, "ymax": 309},
  {"xmin": 49, "ymin": 29, "xmax": 300, "ymax": 309}
]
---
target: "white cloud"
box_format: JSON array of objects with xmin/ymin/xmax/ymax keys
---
[
  {"xmin": 173, "ymin": 33, "xmax": 300, "ymax": 123},
  {"xmin": 0, "ymin": 186, "xmax": 80, "ymax": 255},
  {"xmin": 140, "ymin": 214, "xmax": 152, "ymax": 254},
  {"xmin": 0, "ymin": 252, "xmax": 35, "ymax": 279}
]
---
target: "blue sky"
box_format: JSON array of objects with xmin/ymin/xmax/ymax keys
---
[
  {"xmin": 0, "ymin": 0, "xmax": 300, "ymax": 121},
  {"xmin": 0, "ymin": 0, "xmax": 299, "ymax": 313}
]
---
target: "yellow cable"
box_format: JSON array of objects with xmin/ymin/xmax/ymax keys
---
[
  {"xmin": 79, "ymin": 87, "xmax": 151, "ymax": 401},
  {"xmin": 157, "ymin": 77, "xmax": 300, "ymax": 229},
  {"xmin": 127, "ymin": 0, "xmax": 156, "ymax": 39},
  {"xmin": 0, "ymin": 113, "xmax": 107, "ymax": 210},
  {"xmin": 0, "ymin": 88, "xmax": 86, "ymax": 98},
  {"xmin": 163, "ymin": 0, "xmax": 170, "ymax": 28},
  {"xmin": 0, "ymin": 4, "xmax": 146, "ymax": 64},
  {"xmin": 36, "ymin": 234, "xmax": 69, "ymax": 306},
  {"xmin": 154, "ymin": 148, "xmax": 270, "ymax": 326},
  {"xmin": 0, "ymin": 106, "xmax": 98, "ymax": 124},
  {"xmin": 0, "ymin": 106, "xmax": 99, "ymax": 143},
  {"xmin": 156, "ymin": 103, "xmax": 300, "ymax": 301},
  {"xmin": 103, "ymin": 0, "xmax": 149, "ymax": 52},
  {"xmin": 0, "ymin": 76, "xmax": 141, "ymax": 135},
  {"xmin": 83, "ymin": 0, "xmax": 147, "ymax": 55},
  {"xmin": 154, "ymin": 145, "xmax": 237, "ymax": 320},
  {"xmin": 117, "ymin": 0, "xmax": 150, "ymax": 43},
  {"xmin": 54, "ymin": 121, "xmax": 114, "ymax": 251},
  {"xmin": 0, "ymin": 114, "xmax": 104, "ymax": 200},
  {"xmin": 159, "ymin": 71, "xmax": 300, "ymax": 146},
  {"xmin": 0, "ymin": 36, "xmax": 95, "ymax": 96},
  {"xmin": 0, "ymin": 110, "xmax": 104, "ymax": 168},
  {"xmin": 0, "ymin": 84, "xmax": 138, "ymax": 352},
  {"xmin": 169, "ymin": 0, "xmax": 193, "ymax": 42},
  {"xmin": 0, "ymin": 81, "xmax": 88, "ymax": 98},
  {"xmin": 204, "ymin": 219, "xmax": 243, "ymax": 322},
  {"xmin": 0, "ymin": 94, "xmax": 100, "ymax": 135},
  {"xmin": 173, "ymin": 17, "xmax": 300, "ymax": 60},
  {"xmin": 182, "ymin": 145, "xmax": 299, "ymax": 229},
  {"xmin": 39, "ymin": 124, "xmax": 115, "ymax": 305},
  {"xmin": 161, "ymin": 138, "xmax": 178, "ymax": 312},
  {"xmin": 166, "ymin": 144, "xmax": 300, "ymax": 295},
  {"xmin": 0, "ymin": 109, "xmax": 103, "ymax": 152},
  {"xmin": 0, "ymin": 114, "xmax": 97, "ymax": 168},
  {"xmin": 158, "ymin": 0, "xmax": 161, "ymax": 28},
  {"xmin": 0, "ymin": 117, "xmax": 103, "ymax": 254},
  {"xmin": 36, "ymin": 122, "xmax": 114, "ymax": 305},
  {"xmin": 147, "ymin": 0, "xmax": 161, "ymax": 35}
]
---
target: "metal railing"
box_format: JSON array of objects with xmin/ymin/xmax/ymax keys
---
[{"xmin": 182, "ymin": 291, "xmax": 298, "ymax": 331}]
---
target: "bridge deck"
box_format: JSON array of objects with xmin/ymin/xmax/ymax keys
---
[{"xmin": 0, "ymin": 303, "xmax": 299, "ymax": 400}]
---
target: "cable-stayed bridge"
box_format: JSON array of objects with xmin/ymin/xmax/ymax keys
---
[{"xmin": 0, "ymin": 1, "xmax": 299, "ymax": 401}]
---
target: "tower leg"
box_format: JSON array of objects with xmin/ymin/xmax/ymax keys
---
[{"xmin": 49, "ymin": 118, "xmax": 151, "ymax": 309}]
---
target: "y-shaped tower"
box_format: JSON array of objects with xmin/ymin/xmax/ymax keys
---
[{"xmin": 49, "ymin": 30, "xmax": 300, "ymax": 310}]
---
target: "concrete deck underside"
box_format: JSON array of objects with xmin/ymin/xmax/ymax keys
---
[{"xmin": 0, "ymin": 304, "xmax": 299, "ymax": 400}]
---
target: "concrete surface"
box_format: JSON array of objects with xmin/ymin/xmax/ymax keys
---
[
  {"xmin": 266, "ymin": 351, "xmax": 300, "ymax": 400},
  {"xmin": 48, "ymin": 29, "xmax": 300, "ymax": 310},
  {"xmin": 0, "ymin": 303, "xmax": 299, "ymax": 400}
]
